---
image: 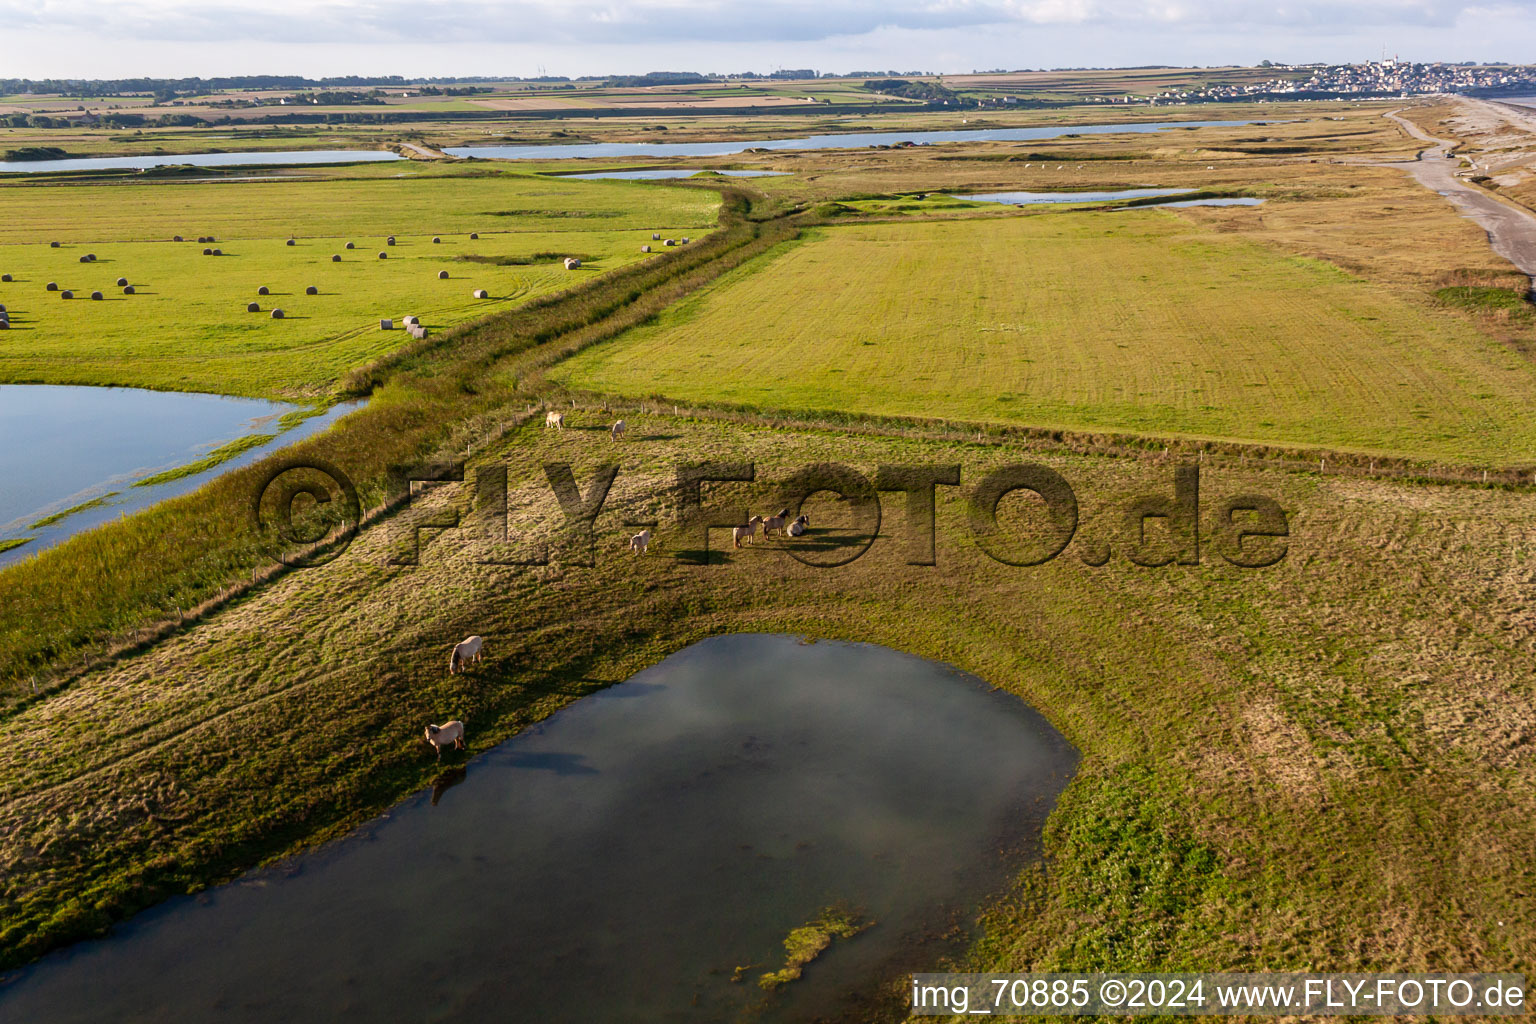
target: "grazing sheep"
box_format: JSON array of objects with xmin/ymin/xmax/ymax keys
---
[
  {"xmin": 733, "ymin": 515, "xmax": 765, "ymax": 548},
  {"xmin": 545, "ymin": 410, "xmax": 565, "ymax": 429},
  {"xmin": 424, "ymin": 720, "xmax": 466, "ymax": 760},
  {"xmin": 438, "ymin": 270, "xmax": 449, "ymax": 279},
  {"xmin": 629, "ymin": 528, "xmax": 651, "ymax": 554},
  {"xmin": 611, "ymin": 419, "xmax": 625, "ymax": 440},
  {"xmin": 787, "ymin": 514, "xmax": 809, "ymax": 537},
  {"xmin": 449, "ymin": 635, "xmax": 484, "ymax": 673}
]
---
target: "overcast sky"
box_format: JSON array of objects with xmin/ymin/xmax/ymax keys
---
[{"xmin": 3, "ymin": 1, "xmax": 1534, "ymax": 80}]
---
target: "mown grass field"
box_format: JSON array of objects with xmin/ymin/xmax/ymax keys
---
[
  {"xmin": 0, "ymin": 167, "xmax": 717, "ymax": 396},
  {"xmin": 554, "ymin": 210, "xmax": 1536, "ymax": 463}
]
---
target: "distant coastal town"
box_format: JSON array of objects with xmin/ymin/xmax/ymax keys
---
[{"xmin": 1149, "ymin": 60, "xmax": 1536, "ymax": 103}]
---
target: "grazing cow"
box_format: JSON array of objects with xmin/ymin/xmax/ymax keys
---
[
  {"xmin": 611, "ymin": 419, "xmax": 625, "ymax": 440},
  {"xmin": 629, "ymin": 528, "xmax": 651, "ymax": 554},
  {"xmin": 449, "ymin": 635, "xmax": 484, "ymax": 674},
  {"xmin": 545, "ymin": 410, "xmax": 565, "ymax": 429},
  {"xmin": 733, "ymin": 515, "xmax": 764, "ymax": 548},
  {"xmin": 787, "ymin": 514, "xmax": 810, "ymax": 537},
  {"xmin": 424, "ymin": 720, "xmax": 466, "ymax": 760}
]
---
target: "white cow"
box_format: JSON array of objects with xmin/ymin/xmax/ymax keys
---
[
  {"xmin": 424, "ymin": 720, "xmax": 466, "ymax": 760},
  {"xmin": 449, "ymin": 635, "xmax": 484, "ymax": 674},
  {"xmin": 733, "ymin": 515, "xmax": 764, "ymax": 548},
  {"xmin": 545, "ymin": 411, "xmax": 565, "ymax": 429},
  {"xmin": 630, "ymin": 528, "xmax": 651, "ymax": 554},
  {"xmin": 611, "ymin": 419, "xmax": 626, "ymax": 440}
]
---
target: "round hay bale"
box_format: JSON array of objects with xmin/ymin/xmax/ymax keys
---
[
  {"xmin": 378, "ymin": 252, "xmax": 388, "ymax": 259},
  {"xmin": 380, "ymin": 318, "xmax": 393, "ymax": 330},
  {"xmin": 664, "ymin": 239, "xmax": 676, "ymax": 246},
  {"xmin": 211, "ymin": 249, "xmax": 222, "ymax": 256},
  {"xmin": 469, "ymin": 232, "xmax": 479, "ymax": 240},
  {"xmin": 437, "ymin": 270, "xmax": 449, "ymax": 279},
  {"xmin": 1, "ymin": 273, "xmax": 11, "ymax": 282},
  {"xmin": 563, "ymin": 257, "xmax": 581, "ymax": 270},
  {"xmin": 50, "ymin": 241, "xmax": 60, "ymax": 248},
  {"xmin": 0, "ymin": 304, "xmax": 6, "ymax": 312},
  {"xmin": 247, "ymin": 302, "xmax": 260, "ymax": 312},
  {"xmin": 345, "ymin": 242, "xmax": 355, "ymax": 250},
  {"xmin": 472, "ymin": 288, "xmax": 488, "ymax": 299},
  {"xmin": 271, "ymin": 309, "xmax": 285, "ymax": 319},
  {"xmin": 257, "ymin": 286, "xmax": 269, "ymax": 295},
  {"xmin": 305, "ymin": 285, "xmax": 318, "ymax": 295},
  {"xmin": 116, "ymin": 277, "xmax": 128, "ymax": 287},
  {"xmin": 90, "ymin": 291, "xmax": 103, "ymax": 301},
  {"xmin": 652, "ymin": 233, "xmax": 660, "ymax": 240},
  {"xmin": 0, "ymin": 321, "xmax": 8, "ymax": 330},
  {"xmin": 386, "ymin": 236, "xmax": 396, "ymax": 246},
  {"xmin": 123, "ymin": 285, "xmax": 135, "ymax": 295},
  {"xmin": 681, "ymin": 237, "xmax": 690, "ymax": 243},
  {"xmin": 79, "ymin": 256, "xmax": 91, "ymax": 264},
  {"xmin": 202, "ymin": 248, "xmax": 213, "ymax": 255},
  {"xmin": 331, "ymin": 254, "xmax": 342, "ymax": 262},
  {"xmin": 640, "ymin": 245, "xmax": 651, "ymax": 253},
  {"xmin": 432, "ymin": 236, "xmax": 441, "ymax": 244},
  {"xmin": 45, "ymin": 282, "xmax": 58, "ymax": 291},
  {"xmin": 60, "ymin": 290, "xmax": 73, "ymax": 299},
  {"xmin": 173, "ymin": 235, "xmax": 184, "ymax": 242},
  {"xmin": 207, "ymin": 236, "xmax": 216, "ymax": 243},
  {"xmin": 286, "ymin": 239, "xmax": 296, "ymax": 247}
]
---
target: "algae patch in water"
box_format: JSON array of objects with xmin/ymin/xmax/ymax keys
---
[{"xmin": 758, "ymin": 905, "xmax": 871, "ymax": 990}]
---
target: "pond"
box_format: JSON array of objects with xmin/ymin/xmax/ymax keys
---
[
  {"xmin": 446, "ymin": 119, "xmax": 1268, "ymax": 160},
  {"xmin": 957, "ymin": 187, "xmax": 1195, "ymax": 205},
  {"xmin": 0, "ymin": 150, "xmax": 403, "ymax": 175},
  {"xmin": 0, "ymin": 384, "xmax": 358, "ymax": 564},
  {"xmin": 0, "ymin": 634, "xmax": 1077, "ymax": 1023},
  {"xmin": 558, "ymin": 168, "xmax": 788, "ymax": 180}
]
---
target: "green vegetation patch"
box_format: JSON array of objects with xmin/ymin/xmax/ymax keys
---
[
  {"xmin": 1433, "ymin": 285, "xmax": 1535, "ymax": 323},
  {"xmin": 0, "ymin": 538, "xmax": 30, "ymax": 554},
  {"xmin": 759, "ymin": 905, "xmax": 872, "ymax": 989},
  {"xmin": 28, "ymin": 493, "xmax": 119, "ymax": 530},
  {"xmin": 132, "ymin": 435, "xmax": 275, "ymax": 488}
]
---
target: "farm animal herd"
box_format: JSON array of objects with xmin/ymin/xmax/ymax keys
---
[{"xmin": 427, "ymin": 408, "xmax": 814, "ymax": 762}]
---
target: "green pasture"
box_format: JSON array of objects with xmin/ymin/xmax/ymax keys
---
[
  {"xmin": 0, "ymin": 169, "xmax": 719, "ymax": 397},
  {"xmin": 554, "ymin": 209, "xmax": 1536, "ymax": 464}
]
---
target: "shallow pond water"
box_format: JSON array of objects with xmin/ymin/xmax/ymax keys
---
[
  {"xmin": 559, "ymin": 168, "xmax": 788, "ymax": 180},
  {"xmin": 0, "ymin": 150, "xmax": 402, "ymax": 174},
  {"xmin": 957, "ymin": 187, "xmax": 1194, "ymax": 205},
  {"xmin": 0, "ymin": 634, "xmax": 1076, "ymax": 1023},
  {"xmin": 0, "ymin": 384, "xmax": 357, "ymax": 564},
  {"xmin": 446, "ymin": 119, "xmax": 1267, "ymax": 160}
]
